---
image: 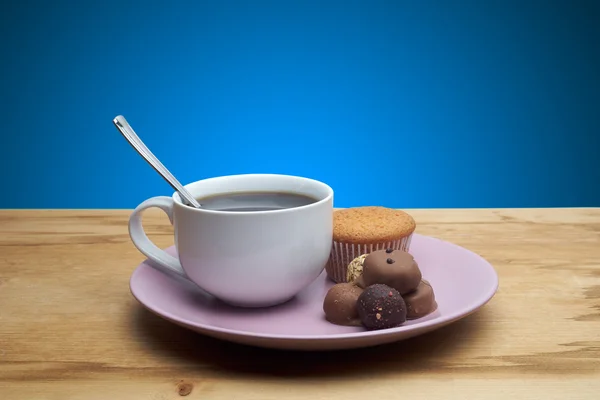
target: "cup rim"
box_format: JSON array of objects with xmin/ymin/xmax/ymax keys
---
[{"xmin": 172, "ymin": 173, "xmax": 334, "ymax": 215}]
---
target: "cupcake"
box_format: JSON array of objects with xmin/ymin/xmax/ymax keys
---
[{"xmin": 325, "ymin": 206, "xmax": 416, "ymax": 283}]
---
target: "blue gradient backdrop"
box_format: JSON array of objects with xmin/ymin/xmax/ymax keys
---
[{"xmin": 1, "ymin": 0, "xmax": 599, "ymax": 209}]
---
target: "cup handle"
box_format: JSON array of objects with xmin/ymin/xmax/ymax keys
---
[{"xmin": 128, "ymin": 196, "xmax": 186, "ymax": 278}]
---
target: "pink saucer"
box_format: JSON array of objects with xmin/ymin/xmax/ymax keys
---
[{"xmin": 130, "ymin": 234, "xmax": 498, "ymax": 351}]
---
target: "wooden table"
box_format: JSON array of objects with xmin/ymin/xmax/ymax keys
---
[{"xmin": 1, "ymin": 208, "xmax": 599, "ymax": 399}]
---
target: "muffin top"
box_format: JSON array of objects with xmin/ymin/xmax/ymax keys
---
[{"xmin": 333, "ymin": 206, "xmax": 416, "ymax": 244}]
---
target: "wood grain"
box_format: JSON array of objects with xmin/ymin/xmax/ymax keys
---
[{"xmin": 0, "ymin": 208, "xmax": 599, "ymax": 399}]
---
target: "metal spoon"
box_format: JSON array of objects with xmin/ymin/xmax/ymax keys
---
[{"xmin": 112, "ymin": 115, "xmax": 201, "ymax": 208}]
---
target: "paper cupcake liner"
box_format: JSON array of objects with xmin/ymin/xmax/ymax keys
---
[{"xmin": 325, "ymin": 234, "xmax": 413, "ymax": 283}]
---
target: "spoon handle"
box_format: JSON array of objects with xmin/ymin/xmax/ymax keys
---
[{"xmin": 113, "ymin": 115, "xmax": 201, "ymax": 208}]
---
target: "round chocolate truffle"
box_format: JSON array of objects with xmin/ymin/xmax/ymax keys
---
[
  {"xmin": 360, "ymin": 249, "xmax": 422, "ymax": 295},
  {"xmin": 347, "ymin": 254, "xmax": 367, "ymax": 283},
  {"xmin": 403, "ymin": 280, "xmax": 438, "ymax": 319},
  {"xmin": 323, "ymin": 283, "xmax": 363, "ymax": 326},
  {"xmin": 357, "ymin": 284, "xmax": 407, "ymax": 330}
]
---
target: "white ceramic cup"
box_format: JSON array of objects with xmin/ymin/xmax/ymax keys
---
[{"xmin": 128, "ymin": 174, "xmax": 334, "ymax": 307}]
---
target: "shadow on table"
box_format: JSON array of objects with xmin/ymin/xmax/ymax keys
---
[{"xmin": 130, "ymin": 304, "xmax": 489, "ymax": 378}]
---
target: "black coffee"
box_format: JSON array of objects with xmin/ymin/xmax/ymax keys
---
[{"xmin": 197, "ymin": 191, "xmax": 318, "ymax": 212}]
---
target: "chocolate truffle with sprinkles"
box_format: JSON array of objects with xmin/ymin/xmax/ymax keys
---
[{"xmin": 357, "ymin": 284, "xmax": 407, "ymax": 330}]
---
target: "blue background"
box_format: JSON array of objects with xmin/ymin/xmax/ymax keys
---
[{"xmin": 1, "ymin": 0, "xmax": 599, "ymax": 209}]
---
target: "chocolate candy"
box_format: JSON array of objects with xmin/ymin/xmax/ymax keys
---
[
  {"xmin": 346, "ymin": 254, "xmax": 368, "ymax": 283},
  {"xmin": 360, "ymin": 249, "xmax": 422, "ymax": 295},
  {"xmin": 357, "ymin": 284, "xmax": 407, "ymax": 330},
  {"xmin": 323, "ymin": 283, "xmax": 364, "ymax": 326},
  {"xmin": 404, "ymin": 280, "xmax": 438, "ymax": 319}
]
